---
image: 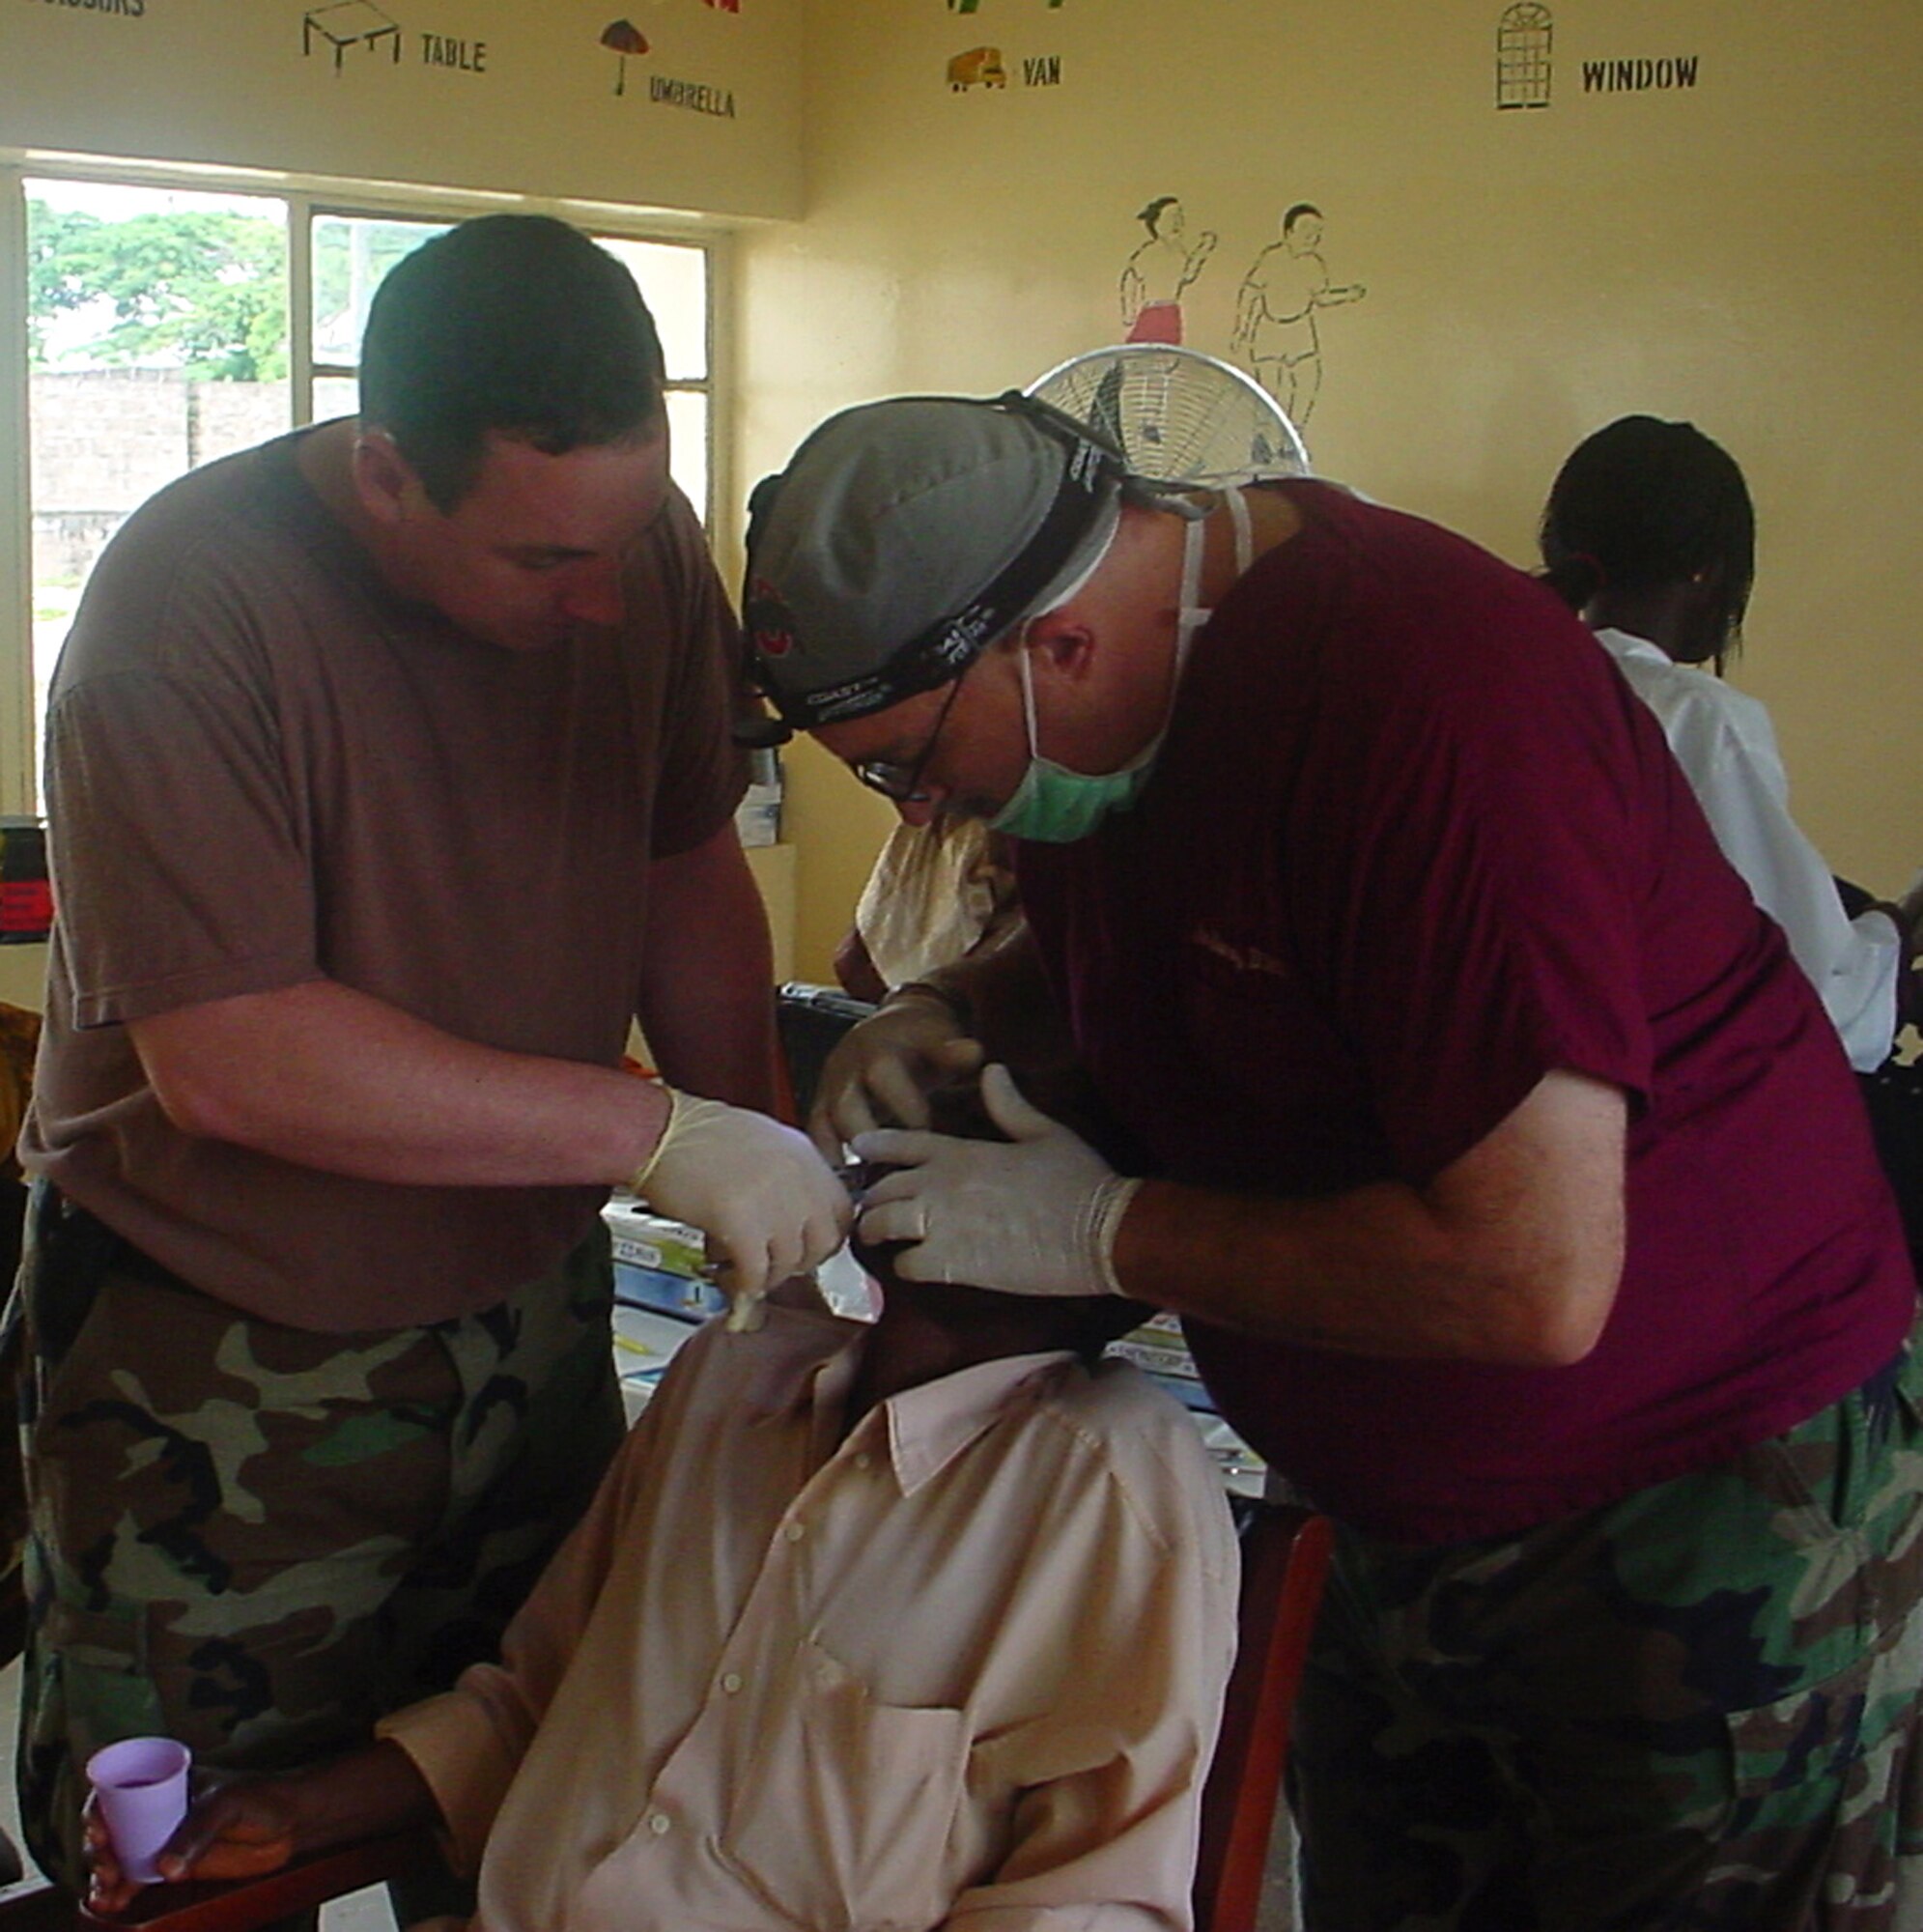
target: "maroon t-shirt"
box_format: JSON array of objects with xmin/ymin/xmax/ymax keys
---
[{"xmin": 1017, "ymin": 481, "xmax": 1913, "ymax": 1543}]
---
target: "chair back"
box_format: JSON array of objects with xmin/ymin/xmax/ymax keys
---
[{"xmin": 1192, "ymin": 1502, "xmax": 1334, "ymax": 1932}]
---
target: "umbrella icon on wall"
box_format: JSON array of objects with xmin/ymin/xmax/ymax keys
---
[{"xmin": 601, "ymin": 18, "xmax": 650, "ymax": 96}]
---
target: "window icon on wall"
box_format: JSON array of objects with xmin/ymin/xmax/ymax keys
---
[{"xmin": 1496, "ymin": 2, "xmax": 1553, "ymax": 110}]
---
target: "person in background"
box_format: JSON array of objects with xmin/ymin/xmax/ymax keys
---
[
  {"xmin": 737, "ymin": 391, "xmax": 1923, "ymax": 1928},
  {"xmin": 14, "ymin": 213, "xmax": 846, "ymax": 1892},
  {"xmin": 834, "ymin": 819, "xmax": 1024, "ymax": 1008},
  {"xmin": 84, "ymin": 1081, "xmax": 1237, "ymax": 1932},
  {"xmin": 1539, "ymin": 412, "xmax": 1922, "ymax": 1072}
]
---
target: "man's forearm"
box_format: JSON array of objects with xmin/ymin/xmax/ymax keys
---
[
  {"xmin": 283, "ymin": 1742, "xmax": 440, "ymax": 1860},
  {"xmin": 1111, "ymin": 1071, "xmax": 1627, "ymax": 1367},
  {"xmin": 130, "ymin": 978, "xmax": 672, "ymax": 1188},
  {"xmin": 635, "ymin": 824, "xmax": 782, "ymax": 1115}
]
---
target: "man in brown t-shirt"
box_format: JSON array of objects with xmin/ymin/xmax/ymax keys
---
[{"xmin": 14, "ymin": 214, "xmax": 848, "ymax": 1891}]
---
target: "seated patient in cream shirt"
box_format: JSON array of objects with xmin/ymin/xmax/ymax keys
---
[{"xmin": 86, "ymin": 1076, "xmax": 1239, "ymax": 1932}]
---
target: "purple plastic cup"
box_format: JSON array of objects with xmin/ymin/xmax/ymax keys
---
[{"xmin": 86, "ymin": 1737, "xmax": 191, "ymax": 1885}]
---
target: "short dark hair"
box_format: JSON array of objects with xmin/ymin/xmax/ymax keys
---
[
  {"xmin": 1137, "ymin": 195, "xmax": 1178, "ymax": 235},
  {"xmin": 1539, "ymin": 414, "xmax": 1756, "ymax": 667},
  {"xmin": 1282, "ymin": 203, "xmax": 1321, "ymax": 234},
  {"xmin": 358, "ymin": 214, "xmax": 665, "ymax": 511}
]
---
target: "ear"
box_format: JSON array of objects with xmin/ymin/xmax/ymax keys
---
[
  {"xmin": 352, "ymin": 430, "xmax": 426, "ymax": 528},
  {"xmin": 1022, "ymin": 609, "xmax": 1099, "ymax": 685}
]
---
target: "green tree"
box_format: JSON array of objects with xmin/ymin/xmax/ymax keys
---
[{"xmin": 27, "ymin": 202, "xmax": 290, "ymax": 381}]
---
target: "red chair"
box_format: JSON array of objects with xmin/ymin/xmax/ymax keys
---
[{"xmin": 1192, "ymin": 1502, "xmax": 1335, "ymax": 1932}]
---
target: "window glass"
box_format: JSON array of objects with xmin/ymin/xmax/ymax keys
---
[
  {"xmin": 595, "ymin": 236, "xmax": 709, "ymax": 383},
  {"xmin": 664, "ymin": 390, "xmax": 709, "ymax": 527},
  {"xmin": 15, "ymin": 176, "xmax": 718, "ymax": 810},
  {"xmin": 306, "ymin": 217, "xmax": 712, "ymax": 522},
  {"xmin": 26, "ymin": 179, "xmax": 292, "ymax": 798},
  {"xmin": 310, "ymin": 213, "xmax": 449, "ymax": 368},
  {"xmin": 312, "ymin": 374, "xmax": 359, "ymax": 423}
]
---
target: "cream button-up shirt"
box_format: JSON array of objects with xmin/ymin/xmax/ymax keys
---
[{"xmin": 380, "ymin": 1304, "xmax": 1239, "ymax": 1932}]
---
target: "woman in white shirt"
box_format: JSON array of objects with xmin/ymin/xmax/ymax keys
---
[{"xmin": 1539, "ymin": 413, "xmax": 1913, "ymax": 1073}]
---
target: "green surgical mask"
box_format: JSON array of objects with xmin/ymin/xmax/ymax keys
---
[
  {"xmin": 991, "ymin": 491, "xmax": 1249, "ymax": 844},
  {"xmin": 989, "ymin": 654, "xmax": 1164, "ymax": 842}
]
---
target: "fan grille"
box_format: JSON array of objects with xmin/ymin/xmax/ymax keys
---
[{"xmin": 1026, "ymin": 345, "xmax": 1309, "ymax": 485}]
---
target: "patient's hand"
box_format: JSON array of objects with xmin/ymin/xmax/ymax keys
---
[
  {"xmin": 85, "ymin": 1773, "xmax": 300, "ymax": 1916},
  {"xmin": 84, "ymin": 1741, "xmax": 436, "ymax": 1917}
]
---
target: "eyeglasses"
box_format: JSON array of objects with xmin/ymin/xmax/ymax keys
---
[{"xmin": 850, "ymin": 668, "xmax": 969, "ymax": 805}]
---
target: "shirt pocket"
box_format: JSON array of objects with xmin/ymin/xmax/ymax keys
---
[{"xmin": 717, "ymin": 1637, "xmax": 971, "ymax": 1932}]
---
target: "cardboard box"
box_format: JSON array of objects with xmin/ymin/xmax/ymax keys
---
[
  {"xmin": 604, "ymin": 1196, "xmax": 709, "ymax": 1278},
  {"xmin": 613, "ymin": 1260, "xmax": 728, "ymax": 1322},
  {"xmin": 1106, "ymin": 1310, "xmax": 1202, "ymax": 1384}
]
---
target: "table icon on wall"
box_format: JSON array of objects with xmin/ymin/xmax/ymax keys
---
[
  {"xmin": 1496, "ymin": 2, "xmax": 1553, "ymax": 109},
  {"xmin": 303, "ymin": 0, "xmax": 403, "ymax": 72}
]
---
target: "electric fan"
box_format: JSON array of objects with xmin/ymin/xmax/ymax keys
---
[{"xmin": 1023, "ymin": 343, "xmax": 1310, "ymax": 485}]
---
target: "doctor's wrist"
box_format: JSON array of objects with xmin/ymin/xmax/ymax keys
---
[{"xmin": 1086, "ymin": 1174, "xmax": 1145, "ymax": 1297}]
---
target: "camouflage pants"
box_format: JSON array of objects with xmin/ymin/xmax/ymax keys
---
[
  {"xmin": 1291, "ymin": 1338, "xmax": 1923, "ymax": 1930},
  {"xmin": 13, "ymin": 1195, "xmax": 625, "ymax": 1891}
]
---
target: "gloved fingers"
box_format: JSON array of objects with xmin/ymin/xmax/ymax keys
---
[
  {"xmin": 864, "ymin": 1055, "xmax": 937, "ymax": 1131},
  {"xmin": 853, "ymin": 1165, "xmax": 919, "ymax": 1213},
  {"xmin": 856, "ymin": 1194, "xmax": 931, "ymax": 1248},
  {"xmin": 706, "ymin": 1239, "xmax": 768, "ymax": 1300},
  {"xmin": 725, "ymin": 1290, "xmax": 769, "ymax": 1333},
  {"xmin": 764, "ymin": 1229, "xmax": 803, "ymax": 1291},
  {"xmin": 799, "ymin": 1151, "xmax": 856, "ymax": 1230},
  {"xmin": 976, "ymin": 1063, "xmax": 1061, "ymax": 1143},
  {"xmin": 883, "ymin": 1235, "xmax": 958, "ymax": 1287},
  {"xmin": 800, "ymin": 1203, "xmax": 851, "ymax": 1275},
  {"xmin": 849, "ymin": 1126, "xmax": 944, "ymax": 1171}
]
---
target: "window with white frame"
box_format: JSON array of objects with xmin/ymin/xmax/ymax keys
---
[{"xmin": 10, "ymin": 164, "xmax": 719, "ymax": 810}]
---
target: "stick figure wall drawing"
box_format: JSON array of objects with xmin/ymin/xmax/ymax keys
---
[
  {"xmin": 1118, "ymin": 197, "xmax": 1217, "ymax": 346},
  {"xmin": 1231, "ymin": 204, "xmax": 1365, "ymax": 429}
]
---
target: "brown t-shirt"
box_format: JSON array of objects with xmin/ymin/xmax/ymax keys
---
[{"xmin": 23, "ymin": 430, "xmax": 747, "ymax": 1331}]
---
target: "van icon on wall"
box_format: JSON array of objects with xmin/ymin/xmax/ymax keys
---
[{"xmin": 947, "ymin": 46, "xmax": 1008, "ymax": 89}]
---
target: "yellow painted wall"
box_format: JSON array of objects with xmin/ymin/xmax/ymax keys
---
[
  {"xmin": 743, "ymin": 0, "xmax": 1923, "ymax": 981},
  {"xmin": 2, "ymin": 0, "xmax": 802, "ymax": 218}
]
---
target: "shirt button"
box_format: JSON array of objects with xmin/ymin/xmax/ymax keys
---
[
  {"xmin": 854, "ymin": 1451, "xmax": 873, "ymax": 1470},
  {"xmin": 721, "ymin": 1672, "xmax": 743, "ymax": 1694},
  {"xmin": 647, "ymin": 1812, "xmax": 671, "ymax": 1836},
  {"xmin": 783, "ymin": 1520, "xmax": 806, "ymax": 1542}
]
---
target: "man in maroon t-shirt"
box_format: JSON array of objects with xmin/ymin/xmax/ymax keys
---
[{"xmin": 737, "ymin": 393, "xmax": 1923, "ymax": 1929}]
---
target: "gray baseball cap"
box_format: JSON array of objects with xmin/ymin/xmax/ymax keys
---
[{"xmin": 742, "ymin": 393, "xmax": 1125, "ymax": 733}]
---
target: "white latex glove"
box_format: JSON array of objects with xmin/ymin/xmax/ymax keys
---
[
  {"xmin": 632, "ymin": 1089, "xmax": 852, "ymax": 1303},
  {"xmin": 853, "ymin": 1064, "xmax": 1141, "ymax": 1297},
  {"xmin": 807, "ymin": 987, "xmax": 986, "ymax": 1157}
]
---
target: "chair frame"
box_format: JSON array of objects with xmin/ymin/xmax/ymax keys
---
[{"xmin": 1192, "ymin": 1502, "xmax": 1334, "ymax": 1932}]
